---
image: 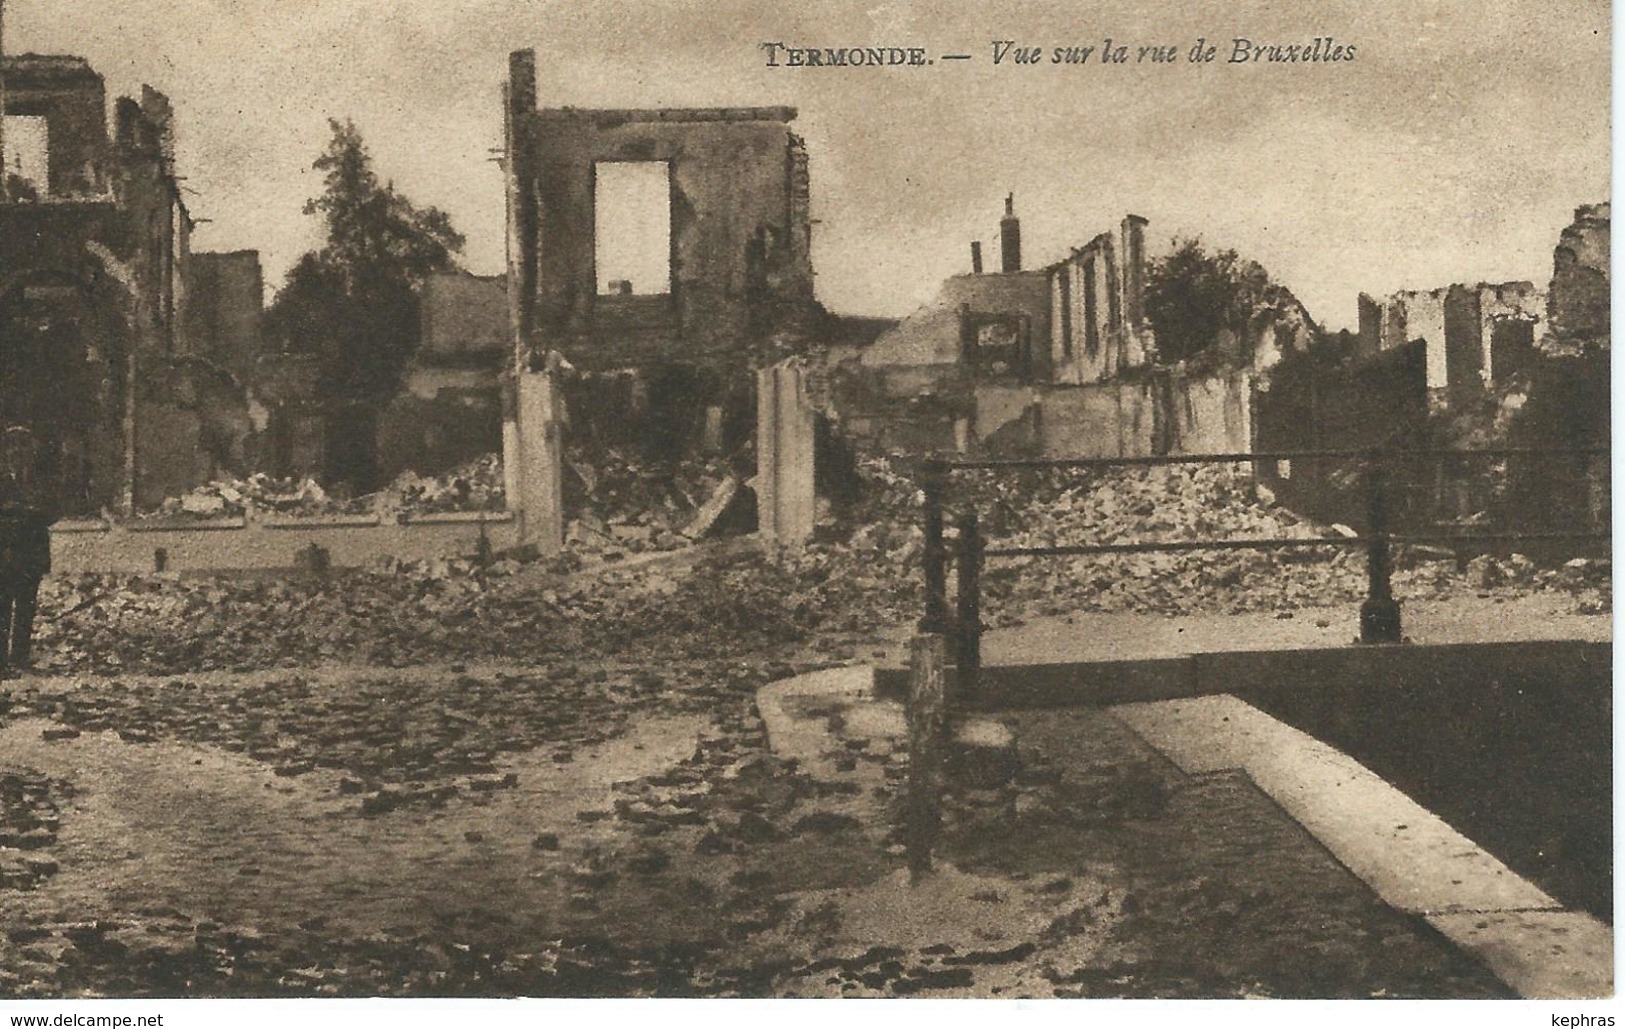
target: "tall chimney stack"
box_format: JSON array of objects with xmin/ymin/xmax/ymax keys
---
[
  {"xmin": 508, "ymin": 49, "xmax": 537, "ymax": 119},
  {"xmin": 1000, "ymin": 193, "xmax": 1021, "ymax": 272},
  {"xmin": 970, "ymin": 240, "xmax": 983, "ymax": 274}
]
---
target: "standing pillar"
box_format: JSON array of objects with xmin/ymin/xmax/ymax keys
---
[
  {"xmin": 756, "ymin": 358, "xmax": 816, "ymax": 547},
  {"xmin": 505, "ymin": 50, "xmax": 538, "ymax": 373},
  {"xmin": 514, "ymin": 353, "xmax": 564, "ymax": 555},
  {"xmin": 500, "ymin": 375, "xmax": 521, "ymax": 513}
]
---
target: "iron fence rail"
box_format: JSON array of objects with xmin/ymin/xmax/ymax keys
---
[{"xmin": 916, "ymin": 447, "xmax": 1610, "ymax": 706}]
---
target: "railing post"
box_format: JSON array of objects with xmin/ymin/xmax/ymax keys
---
[
  {"xmin": 920, "ymin": 459, "xmax": 951, "ymax": 635},
  {"xmin": 905, "ymin": 632, "xmax": 947, "ymax": 883},
  {"xmin": 1360, "ymin": 451, "xmax": 1402, "ymax": 643},
  {"xmin": 955, "ymin": 510, "xmax": 983, "ymax": 708}
]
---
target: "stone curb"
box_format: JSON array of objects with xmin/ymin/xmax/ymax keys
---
[{"xmin": 1112, "ymin": 694, "xmax": 1612, "ymax": 999}]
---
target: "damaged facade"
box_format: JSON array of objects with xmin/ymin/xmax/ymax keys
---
[
  {"xmin": 500, "ymin": 48, "xmax": 823, "ymax": 547},
  {"xmin": 504, "ymin": 47, "xmax": 817, "ymax": 373},
  {"xmin": 1048, "ymin": 215, "xmax": 1152, "ymax": 384},
  {"xmin": 1356, "ymin": 280, "xmax": 1544, "ymax": 402},
  {"xmin": 1257, "ymin": 203, "xmax": 1609, "ymax": 533},
  {"xmin": 0, "ymin": 54, "xmax": 251, "ymax": 515},
  {"xmin": 833, "ymin": 203, "xmax": 1276, "ymax": 458},
  {"xmin": 1545, "ymin": 202, "xmax": 1609, "ymax": 347},
  {"xmin": 376, "ymin": 270, "xmax": 507, "ymax": 483}
]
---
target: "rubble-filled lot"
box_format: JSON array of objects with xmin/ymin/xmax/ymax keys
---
[
  {"xmin": 0, "ymin": 461, "xmax": 1607, "ymax": 997},
  {"xmin": 140, "ymin": 455, "xmax": 506, "ymax": 521},
  {"xmin": 35, "ymin": 462, "xmax": 1610, "ymax": 677}
]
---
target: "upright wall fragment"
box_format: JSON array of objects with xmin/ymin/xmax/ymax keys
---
[
  {"xmin": 1047, "ymin": 216, "xmax": 1153, "ymax": 385},
  {"xmin": 513, "ymin": 356, "xmax": 565, "ymax": 554},
  {"xmin": 504, "ymin": 48, "xmax": 817, "ymax": 371},
  {"xmin": 0, "ymin": 55, "xmax": 218, "ymax": 516},
  {"xmin": 756, "ymin": 358, "xmax": 817, "ymax": 546},
  {"xmin": 1546, "ymin": 202, "xmax": 1610, "ymax": 345}
]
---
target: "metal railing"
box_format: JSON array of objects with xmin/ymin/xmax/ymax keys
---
[{"xmin": 916, "ymin": 447, "xmax": 1609, "ymax": 705}]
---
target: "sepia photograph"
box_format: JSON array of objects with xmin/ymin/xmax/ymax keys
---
[{"xmin": 0, "ymin": 0, "xmax": 1611, "ymax": 1019}]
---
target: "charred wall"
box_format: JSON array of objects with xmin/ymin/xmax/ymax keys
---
[
  {"xmin": 1048, "ymin": 215, "xmax": 1151, "ymax": 385},
  {"xmin": 506, "ymin": 49, "xmax": 817, "ymax": 373},
  {"xmin": 0, "ymin": 56, "xmax": 236, "ymax": 514},
  {"xmin": 3, "ymin": 54, "xmax": 108, "ymax": 198},
  {"xmin": 1546, "ymin": 202, "xmax": 1610, "ymax": 345},
  {"xmin": 376, "ymin": 271, "xmax": 509, "ymax": 481}
]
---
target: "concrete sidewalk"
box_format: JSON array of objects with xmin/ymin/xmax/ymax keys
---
[{"xmin": 1115, "ymin": 694, "xmax": 1612, "ymax": 999}]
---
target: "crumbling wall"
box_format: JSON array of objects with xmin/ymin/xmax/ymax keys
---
[
  {"xmin": 506, "ymin": 50, "xmax": 817, "ymax": 371},
  {"xmin": 1487, "ymin": 205, "xmax": 1612, "ymax": 538},
  {"xmin": 0, "ymin": 58, "xmax": 208, "ymax": 514},
  {"xmin": 974, "ymin": 384, "xmax": 1037, "ymax": 444},
  {"xmin": 1355, "ymin": 287, "xmax": 1444, "ymax": 383},
  {"xmin": 1475, "ymin": 281, "xmax": 1543, "ymax": 381},
  {"xmin": 1356, "ymin": 293, "xmax": 1383, "ymax": 360},
  {"xmin": 1546, "ymin": 202, "xmax": 1610, "ymax": 345},
  {"xmin": 1239, "ymin": 299, "xmax": 1319, "ymax": 377},
  {"xmin": 1032, "ymin": 385, "xmax": 1151, "ymax": 459},
  {"xmin": 1442, "ymin": 284, "xmax": 1484, "ymax": 394},
  {"xmin": 0, "ymin": 263, "xmax": 130, "ymax": 516},
  {"xmin": 1356, "ymin": 281, "xmax": 1541, "ymax": 400},
  {"xmin": 971, "ymin": 370, "xmax": 1252, "ymax": 460},
  {"xmin": 1397, "ymin": 289, "xmax": 1447, "ymax": 388},
  {"xmin": 1169, "ymin": 370, "xmax": 1253, "ymax": 454},
  {"xmin": 1048, "ymin": 216, "xmax": 1152, "ymax": 385},
  {"xmin": 2, "ymin": 55, "xmax": 108, "ymax": 197}
]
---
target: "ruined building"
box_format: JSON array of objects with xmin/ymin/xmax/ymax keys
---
[
  {"xmin": 1047, "ymin": 215, "xmax": 1152, "ymax": 384},
  {"xmin": 1356, "ymin": 281, "xmax": 1544, "ymax": 402},
  {"xmin": 838, "ymin": 203, "xmax": 1282, "ymax": 458},
  {"xmin": 376, "ymin": 270, "xmax": 508, "ymax": 482},
  {"xmin": 499, "ymin": 48, "xmax": 824, "ymax": 546},
  {"xmin": 0, "ymin": 54, "xmax": 250, "ymax": 514},
  {"xmin": 1545, "ymin": 201, "xmax": 1609, "ymax": 347},
  {"xmin": 503, "ymin": 48, "xmax": 817, "ymax": 375},
  {"xmin": 1257, "ymin": 203, "xmax": 1609, "ymax": 531}
]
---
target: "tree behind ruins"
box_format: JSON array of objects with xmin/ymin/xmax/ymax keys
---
[{"xmin": 265, "ymin": 119, "xmax": 465, "ymax": 490}]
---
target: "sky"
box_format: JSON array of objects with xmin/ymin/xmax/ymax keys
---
[{"xmin": 7, "ymin": 0, "xmax": 1610, "ymax": 331}]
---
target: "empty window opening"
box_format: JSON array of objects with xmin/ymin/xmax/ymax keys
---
[
  {"xmin": 3, "ymin": 116, "xmax": 48, "ymax": 197},
  {"xmin": 594, "ymin": 161, "xmax": 671, "ymax": 295},
  {"xmin": 1489, "ymin": 317, "xmax": 1536, "ymax": 382},
  {"xmin": 964, "ymin": 314, "xmax": 1030, "ymax": 382}
]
